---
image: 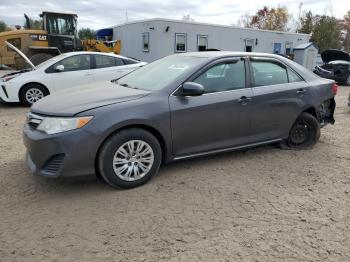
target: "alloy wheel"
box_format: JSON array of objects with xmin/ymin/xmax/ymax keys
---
[
  {"xmin": 25, "ymin": 88, "xmax": 44, "ymax": 104},
  {"xmin": 112, "ymin": 140, "xmax": 154, "ymax": 181}
]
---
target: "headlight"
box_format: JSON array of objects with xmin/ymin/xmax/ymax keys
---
[
  {"xmin": 3, "ymin": 74, "xmax": 20, "ymax": 82},
  {"xmin": 37, "ymin": 116, "xmax": 93, "ymax": 135}
]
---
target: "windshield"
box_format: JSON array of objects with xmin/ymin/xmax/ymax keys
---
[
  {"xmin": 47, "ymin": 15, "xmax": 77, "ymax": 35},
  {"xmin": 117, "ymin": 55, "xmax": 206, "ymax": 91}
]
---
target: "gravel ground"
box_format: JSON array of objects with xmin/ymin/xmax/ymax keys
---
[{"xmin": 0, "ymin": 87, "xmax": 349, "ymax": 262}]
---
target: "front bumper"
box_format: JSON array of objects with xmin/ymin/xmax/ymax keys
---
[
  {"xmin": 0, "ymin": 82, "xmax": 20, "ymax": 103},
  {"xmin": 23, "ymin": 124, "xmax": 99, "ymax": 179}
]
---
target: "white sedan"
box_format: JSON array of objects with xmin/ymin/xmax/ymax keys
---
[{"xmin": 0, "ymin": 45, "xmax": 146, "ymax": 106}]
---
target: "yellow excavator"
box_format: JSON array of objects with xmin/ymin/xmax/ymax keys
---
[{"xmin": 0, "ymin": 11, "xmax": 121, "ymax": 69}]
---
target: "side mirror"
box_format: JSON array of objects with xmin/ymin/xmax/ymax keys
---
[
  {"xmin": 182, "ymin": 82, "xmax": 205, "ymax": 96},
  {"xmin": 55, "ymin": 65, "xmax": 64, "ymax": 72}
]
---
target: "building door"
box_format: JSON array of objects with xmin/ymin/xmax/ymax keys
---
[
  {"xmin": 273, "ymin": 43, "xmax": 282, "ymax": 54},
  {"xmin": 305, "ymin": 49, "xmax": 317, "ymax": 70}
]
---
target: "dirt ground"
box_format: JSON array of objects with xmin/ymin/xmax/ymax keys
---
[{"xmin": 0, "ymin": 86, "xmax": 349, "ymax": 262}]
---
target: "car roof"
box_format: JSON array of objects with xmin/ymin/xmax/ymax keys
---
[
  {"xmin": 60, "ymin": 51, "xmax": 135, "ymax": 60},
  {"xmin": 176, "ymin": 51, "xmax": 288, "ymax": 60}
]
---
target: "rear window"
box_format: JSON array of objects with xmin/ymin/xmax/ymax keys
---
[
  {"xmin": 122, "ymin": 59, "xmax": 138, "ymax": 65},
  {"xmin": 251, "ymin": 60, "xmax": 288, "ymax": 86},
  {"xmin": 95, "ymin": 55, "xmax": 123, "ymax": 68}
]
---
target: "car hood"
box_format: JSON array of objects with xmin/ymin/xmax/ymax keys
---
[
  {"xmin": 321, "ymin": 49, "xmax": 350, "ymax": 63},
  {"xmin": 31, "ymin": 82, "xmax": 150, "ymax": 116}
]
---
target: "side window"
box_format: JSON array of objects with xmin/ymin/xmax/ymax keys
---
[
  {"xmin": 175, "ymin": 33, "xmax": 186, "ymax": 53},
  {"xmin": 287, "ymin": 68, "xmax": 303, "ymax": 82},
  {"xmin": 251, "ymin": 60, "xmax": 288, "ymax": 86},
  {"xmin": 95, "ymin": 55, "xmax": 123, "ymax": 68},
  {"xmin": 193, "ymin": 59, "xmax": 246, "ymax": 93},
  {"xmin": 51, "ymin": 55, "xmax": 91, "ymax": 72}
]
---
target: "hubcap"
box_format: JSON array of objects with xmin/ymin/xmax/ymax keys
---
[
  {"xmin": 289, "ymin": 122, "xmax": 309, "ymax": 145},
  {"xmin": 25, "ymin": 88, "xmax": 44, "ymax": 104},
  {"xmin": 112, "ymin": 140, "xmax": 154, "ymax": 181}
]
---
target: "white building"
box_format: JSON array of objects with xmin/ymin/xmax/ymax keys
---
[{"xmin": 112, "ymin": 18, "xmax": 310, "ymax": 62}]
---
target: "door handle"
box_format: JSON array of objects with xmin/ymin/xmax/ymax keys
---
[
  {"xmin": 296, "ymin": 89, "xmax": 307, "ymax": 95},
  {"xmin": 84, "ymin": 72, "xmax": 92, "ymax": 76},
  {"xmin": 238, "ymin": 96, "xmax": 252, "ymax": 104}
]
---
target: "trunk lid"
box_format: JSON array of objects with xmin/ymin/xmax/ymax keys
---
[{"xmin": 321, "ymin": 49, "xmax": 350, "ymax": 63}]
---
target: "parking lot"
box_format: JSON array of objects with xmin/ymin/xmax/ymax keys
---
[{"xmin": 0, "ymin": 86, "xmax": 349, "ymax": 261}]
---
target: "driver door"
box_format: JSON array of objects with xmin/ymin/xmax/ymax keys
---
[
  {"xmin": 48, "ymin": 54, "xmax": 95, "ymax": 92},
  {"xmin": 169, "ymin": 58, "xmax": 253, "ymax": 157}
]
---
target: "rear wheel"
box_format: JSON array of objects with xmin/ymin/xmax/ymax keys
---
[
  {"xmin": 98, "ymin": 128, "xmax": 162, "ymax": 189},
  {"xmin": 30, "ymin": 53, "xmax": 54, "ymax": 66},
  {"xmin": 19, "ymin": 84, "xmax": 49, "ymax": 106},
  {"xmin": 286, "ymin": 112, "xmax": 320, "ymax": 149}
]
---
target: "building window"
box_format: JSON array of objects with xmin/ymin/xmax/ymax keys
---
[
  {"xmin": 245, "ymin": 39, "xmax": 254, "ymax": 52},
  {"xmin": 175, "ymin": 33, "xmax": 187, "ymax": 52},
  {"xmin": 197, "ymin": 35, "xmax": 208, "ymax": 51},
  {"xmin": 6, "ymin": 38, "xmax": 21, "ymax": 52},
  {"xmin": 285, "ymin": 42, "xmax": 293, "ymax": 55},
  {"xmin": 142, "ymin": 32, "xmax": 149, "ymax": 52}
]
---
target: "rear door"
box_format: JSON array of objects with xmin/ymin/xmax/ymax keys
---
[
  {"xmin": 169, "ymin": 57, "xmax": 254, "ymax": 157},
  {"xmin": 248, "ymin": 57, "xmax": 309, "ymax": 142},
  {"xmin": 48, "ymin": 54, "xmax": 94, "ymax": 91},
  {"xmin": 92, "ymin": 54, "xmax": 137, "ymax": 82}
]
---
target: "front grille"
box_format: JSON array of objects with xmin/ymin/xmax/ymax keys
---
[
  {"xmin": 42, "ymin": 154, "xmax": 65, "ymax": 175},
  {"xmin": 27, "ymin": 113, "xmax": 43, "ymax": 130}
]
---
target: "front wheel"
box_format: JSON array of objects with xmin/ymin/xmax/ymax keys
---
[
  {"xmin": 19, "ymin": 84, "xmax": 49, "ymax": 106},
  {"xmin": 286, "ymin": 112, "xmax": 320, "ymax": 149},
  {"xmin": 98, "ymin": 128, "xmax": 162, "ymax": 189}
]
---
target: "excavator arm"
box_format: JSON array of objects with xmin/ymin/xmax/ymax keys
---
[{"xmin": 81, "ymin": 39, "xmax": 121, "ymax": 54}]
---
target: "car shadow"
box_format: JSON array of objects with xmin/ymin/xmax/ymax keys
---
[
  {"xmin": 2, "ymin": 144, "xmax": 281, "ymax": 196},
  {"xmin": 0, "ymin": 101, "xmax": 23, "ymax": 108}
]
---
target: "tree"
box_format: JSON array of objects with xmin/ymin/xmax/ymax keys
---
[
  {"xmin": 0, "ymin": 20, "xmax": 10, "ymax": 33},
  {"xmin": 298, "ymin": 11, "xmax": 342, "ymax": 52},
  {"xmin": 298, "ymin": 11, "xmax": 314, "ymax": 34},
  {"xmin": 243, "ymin": 6, "xmax": 290, "ymax": 31},
  {"xmin": 78, "ymin": 28, "xmax": 95, "ymax": 39},
  {"xmin": 24, "ymin": 18, "xmax": 43, "ymax": 30},
  {"xmin": 339, "ymin": 10, "xmax": 350, "ymax": 52},
  {"xmin": 312, "ymin": 15, "xmax": 341, "ymax": 52}
]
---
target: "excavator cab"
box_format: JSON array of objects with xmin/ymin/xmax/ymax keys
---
[{"xmin": 40, "ymin": 11, "xmax": 82, "ymax": 53}]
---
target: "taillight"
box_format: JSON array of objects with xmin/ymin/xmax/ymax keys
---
[{"xmin": 332, "ymin": 83, "xmax": 338, "ymax": 96}]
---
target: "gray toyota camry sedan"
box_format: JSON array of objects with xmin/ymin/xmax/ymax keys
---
[{"xmin": 23, "ymin": 52, "xmax": 336, "ymax": 188}]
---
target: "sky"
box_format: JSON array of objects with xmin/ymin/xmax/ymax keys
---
[{"xmin": 0, "ymin": 0, "xmax": 349, "ymax": 30}]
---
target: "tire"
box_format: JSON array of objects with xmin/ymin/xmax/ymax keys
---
[
  {"xmin": 346, "ymin": 75, "xmax": 350, "ymax": 86},
  {"xmin": 286, "ymin": 112, "xmax": 320, "ymax": 149},
  {"xmin": 98, "ymin": 128, "xmax": 162, "ymax": 189},
  {"xmin": 30, "ymin": 53, "xmax": 54, "ymax": 66},
  {"xmin": 19, "ymin": 84, "xmax": 49, "ymax": 106}
]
